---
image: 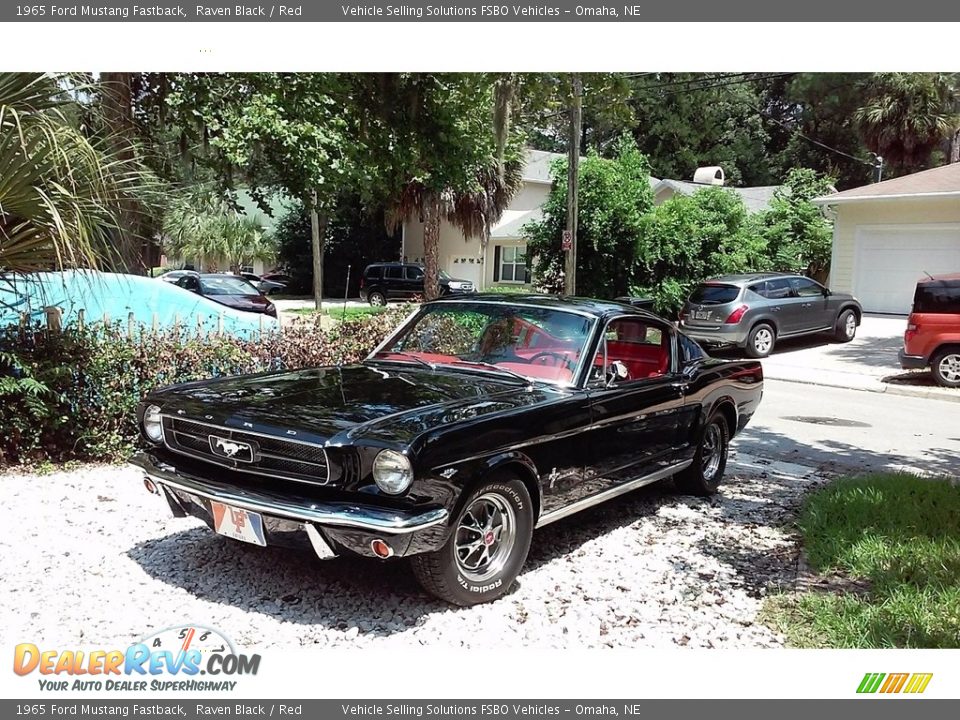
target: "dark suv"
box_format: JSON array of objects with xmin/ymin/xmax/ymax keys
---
[
  {"xmin": 899, "ymin": 274, "xmax": 960, "ymax": 388},
  {"xmin": 679, "ymin": 273, "xmax": 862, "ymax": 358},
  {"xmin": 359, "ymin": 262, "xmax": 475, "ymax": 306}
]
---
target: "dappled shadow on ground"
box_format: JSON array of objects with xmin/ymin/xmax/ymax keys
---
[{"xmin": 734, "ymin": 424, "xmax": 960, "ymax": 477}]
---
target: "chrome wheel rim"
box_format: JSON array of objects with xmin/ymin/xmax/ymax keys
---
[
  {"xmin": 701, "ymin": 423, "xmax": 724, "ymax": 481},
  {"xmin": 939, "ymin": 353, "xmax": 960, "ymax": 383},
  {"xmin": 844, "ymin": 314, "xmax": 856, "ymax": 338},
  {"xmin": 754, "ymin": 328, "xmax": 773, "ymax": 355},
  {"xmin": 370, "ymin": 293, "xmax": 385, "ymax": 306},
  {"xmin": 455, "ymin": 493, "xmax": 516, "ymax": 583}
]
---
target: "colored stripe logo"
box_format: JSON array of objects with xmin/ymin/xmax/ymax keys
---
[{"xmin": 857, "ymin": 672, "xmax": 933, "ymax": 694}]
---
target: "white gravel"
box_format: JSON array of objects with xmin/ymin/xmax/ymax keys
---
[{"xmin": 0, "ymin": 449, "xmax": 824, "ymax": 650}]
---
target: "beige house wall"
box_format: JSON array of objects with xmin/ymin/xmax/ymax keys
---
[{"xmin": 829, "ymin": 197, "xmax": 960, "ymax": 293}]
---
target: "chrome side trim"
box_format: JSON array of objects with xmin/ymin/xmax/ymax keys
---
[
  {"xmin": 129, "ymin": 453, "xmax": 447, "ymax": 535},
  {"xmin": 534, "ymin": 460, "xmax": 692, "ymax": 528}
]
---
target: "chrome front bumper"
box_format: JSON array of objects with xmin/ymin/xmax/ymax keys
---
[{"xmin": 129, "ymin": 451, "xmax": 449, "ymax": 558}]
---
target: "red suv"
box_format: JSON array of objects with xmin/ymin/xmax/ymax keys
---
[{"xmin": 899, "ymin": 274, "xmax": 960, "ymax": 388}]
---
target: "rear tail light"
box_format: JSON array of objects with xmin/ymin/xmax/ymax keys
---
[
  {"xmin": 359, "ymin": 277, "xmax": 365, "ymax": 289},
  {"xmin": 724, "ymin": 305, "xmax": 749, "ymax": 324},
  {"xmin": 905, "ymin": 315, "xmax": 919, "ymax": 343}
]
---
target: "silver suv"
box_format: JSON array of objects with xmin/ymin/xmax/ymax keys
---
[{"xmin": 679, "ymin": 273, "xmax": 863, "ymax": 358}]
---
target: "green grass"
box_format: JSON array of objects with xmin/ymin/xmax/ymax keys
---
[
  {"xmin": 763, "ymin": 472, "xmax": 960, "ymax": 648},
  {"xmin": 289, "ymin": 305, "xmax": 384, "ymax": 320}
]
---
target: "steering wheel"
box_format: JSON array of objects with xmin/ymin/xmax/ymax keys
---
[{"xmin": 528, "ymin": 351, "xmax": 572, "ymax": 370}]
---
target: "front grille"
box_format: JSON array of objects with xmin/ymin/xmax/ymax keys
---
[{"xmin": 161, "ymin": 416, "xmax": 329, "ymax": 485}]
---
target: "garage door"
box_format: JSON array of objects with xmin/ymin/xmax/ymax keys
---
[{"xmin": 853, "ymin": 225, "xmax": 960, "ymax": 314}]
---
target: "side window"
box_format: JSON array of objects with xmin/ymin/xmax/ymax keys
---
[
  {"xmin": 406, "ymin": 266, "xmax": 425, "ymax": 281},
  {"xmin": 914, "ymin": 285, "xmax": 960, "ymax": 314},
  {"xmin": 592, "ymin": 317, "xmax": 673, "ymax": 384},
  {"xmin": 748, "ymin": 282, "xmax": 769, "ymax": 299},
  {"xmin": 679, "ymin": 334, "xmax": 705, "ymax": 363},
  {"xmin": 765, "ymin": 278, "xmax": 792, "ymax": 300},
  {"xmin": 365, "ymin": 266, "xmax": 382, "ymax": 281},
  {"xmin": 178, "ymin": 276, "xmax": 199, "ymax": 292},
  {"xmin": 791, "ymin": 277, "xmax": 825, "ymax": 298},
  {"xmin": 385, "ymin": 266, "xmax": 404, "ymax": 280}
]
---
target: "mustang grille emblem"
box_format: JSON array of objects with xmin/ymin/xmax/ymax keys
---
[{"xmin": 208, "ymin": 435, "xmax": 255, "ymax": 462}]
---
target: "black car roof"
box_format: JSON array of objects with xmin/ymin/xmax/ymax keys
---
[{"xmin": 428, "ymin": 293, "xmax": 662, "ymax": 321}]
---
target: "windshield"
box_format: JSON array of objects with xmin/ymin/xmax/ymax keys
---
[
  {"xmin": 200, "ymin": 276, "xmax": 259, "ymax": 296},
  {"xmin": 372, "ymin": 303, "xmax": 595, "ymax": 385}
]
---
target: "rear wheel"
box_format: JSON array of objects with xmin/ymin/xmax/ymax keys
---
[
  {"xmin": 932, "ymin": 348, "xmax": 960, "ymax": 388},
  {"xmin": 368, "ymin": 290, "xmax": 386, "ymax": 307},
  {"xmin": 834, "ymin": 309, "xmax": 857, "ymax": 342},
  {"xmin": 745, "ymin": 323, "xmax": 775, "ymax": 358},
  {"xmin": 411, "ymin": 476, "xmax": 533, "ymax": 606},
  {"xmin": 675, "ymin": 413, "xmax": 729, "ymax": 496}
]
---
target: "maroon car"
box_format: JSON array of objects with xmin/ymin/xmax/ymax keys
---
[{"xmin": 176, "ymin": 273, "xmax": 277, "ymax": 317}]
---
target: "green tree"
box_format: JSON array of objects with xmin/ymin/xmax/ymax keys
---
[
  {"xmin": 637, "ymin": 187, "xmax": 766, "ymax": 314},
  {"xmin": 855, "ymin": 73, "xmax": 958, "ymax": 173},
  {"xmin": 358, "ymin": 73, "xmax": 527, "ymax": 300},
  {"xmin": 525, "ymin": 136, "xmax": 655, "ymax": 298},
  {"xmin": 750, "ymin": 168, "xmax": 835, "ymax": 281},
  {"xmin": 0, "ymin": 73, "xmax": 157, "ymax": 274},
  {"xmin": 163, "ymin": 191, "xmax": 276, "ymax": 273}
]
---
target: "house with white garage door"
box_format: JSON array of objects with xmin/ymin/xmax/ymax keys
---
[{"xmin": 814, "ymin": 163, "xmax": 960, "ymax": 314}]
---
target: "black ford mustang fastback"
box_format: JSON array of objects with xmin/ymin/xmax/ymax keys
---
[{"xmin": 131, "ymin": 295, "xmax": 763, "ymax": 605}]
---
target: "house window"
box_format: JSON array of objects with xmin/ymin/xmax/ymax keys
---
[{"xmin": 497, "ymin": 245, "xmax": 528, "ymax": 283}]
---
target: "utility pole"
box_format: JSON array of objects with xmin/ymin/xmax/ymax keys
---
[{"xmin": 564, "ymin": 74, "xmax": 582, "ymax": 297}]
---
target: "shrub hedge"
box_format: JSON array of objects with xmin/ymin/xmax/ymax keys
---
[{"xmin": 0, "ymin": 306, "xmax": 411, "ymax": 465}]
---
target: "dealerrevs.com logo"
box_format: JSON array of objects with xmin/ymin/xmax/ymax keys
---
[
  {"xmin": 857, "ymin": 672, "xmax": 933, "ymax": 695},
  {"xmin": 13, "ymin": 625, "xmax": 260, "ymax": 692}
]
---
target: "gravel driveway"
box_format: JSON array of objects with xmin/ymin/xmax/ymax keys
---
[{"xmin": 0, "ymin": 451, "xmax": 823, "ymax": 650}]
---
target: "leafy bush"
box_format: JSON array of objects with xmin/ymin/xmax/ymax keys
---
[
  {"xmin": 0, "ymin": 307, "xmax": 410, "ymax": 465},
  {"xmin": 635, "ymin": 186, "xmax": 768, "ymax": 315},
  {"xmin": 525, "ymin": 136, "xmax": 655, "ymax": 298}
]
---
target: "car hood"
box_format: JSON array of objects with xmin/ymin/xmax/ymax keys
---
[{"xmin": 148, "ymin": 363, "xmax": 558, "ymax": 446}]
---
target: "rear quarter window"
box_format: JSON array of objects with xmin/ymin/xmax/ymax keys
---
[
  {"xmin": 364, "ymin": 266, "xmax": 382, "ymax": 280},
  {"xmin": 914, "ymin": 284, "xmax": 960, "ymax": 314},
  {"xmin": 688, "ymin": 284, "xmax": 741, "ymax": 305}
]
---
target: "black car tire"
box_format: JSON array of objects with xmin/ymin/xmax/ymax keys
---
[
  {"xmin": 368, "ymin": 290, "xmax": 386, "ymax": 307},
  {"xmin": 745, "ymin": 323, "xmax": 776, "ymax": 358},
  {"xmin": 411, "ymin": 475, "xmax": 533, "ymax": 606},
  {"xmin": 931, "ymin": 347, "xmax": 960, "ymax": 388},
  {"xmin": 834, "ymin": 309, "xmax": 857, "ymax": 343},
  {"xmin": 674, "ymin": 412, "xmax": 729, "ymax": 496}
]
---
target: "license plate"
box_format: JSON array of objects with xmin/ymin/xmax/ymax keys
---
[
  {"xmin": 211, "ymin": 502, "xmax": 266, "ymax": 546},
  {"xmin": 692, "ymin": 310, "xmax": 712, "ymax": 320}
]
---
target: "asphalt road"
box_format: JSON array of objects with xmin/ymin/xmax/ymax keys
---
[{"xmin": 733, "ymin": 379, "xmax": 960, "ymax": 477}]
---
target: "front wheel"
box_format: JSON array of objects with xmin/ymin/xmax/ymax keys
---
[
  {"xmin": 411, "ymin": 476, "xmax": 533, "ymax": 606},
  {"xmin": 834, "ymin": 309, "xmax": 857, "ymax": 342},
  {"xmin": 932, "ymin": 348, "xmax": 960, "ymax": 388},
  {"xmin": 675, "ymin": 413, "xmax": 729, "ymax": 496}
]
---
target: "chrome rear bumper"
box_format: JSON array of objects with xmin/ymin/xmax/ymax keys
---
[{"xmin": 129, "ymin": 451, "xmax": 448, "ymax": 536}]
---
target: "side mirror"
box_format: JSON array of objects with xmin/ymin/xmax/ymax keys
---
[
  {"xmin": 605, "ymin": 360, "xmax": 629, "ymax": 387},
  {"xmin": 823, "ymin": 288, "xmax": 832, "ymax": 296}
]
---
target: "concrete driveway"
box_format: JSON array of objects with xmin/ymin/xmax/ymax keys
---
[{"xmin": 718, "ymin": 314, "xmax": 958, "ymax": 401}]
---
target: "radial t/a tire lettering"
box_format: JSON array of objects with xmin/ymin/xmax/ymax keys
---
[{"xmin": 410, "ymin": 475, "xmax": 533, "ymax": 606}]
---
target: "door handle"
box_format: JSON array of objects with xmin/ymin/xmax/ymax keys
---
[
  {"xmin": 802, "ymin": 302, "xmax": 812, "ymax": 308},
  {"xmin": 772, "ymin": 306, "xmax": 781, "ymax": 312}
]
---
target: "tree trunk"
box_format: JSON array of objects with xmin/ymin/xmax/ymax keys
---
[
  {"xmin": 423, "ymin": 200, "xmax": 441, "ymax": 301},
  {"xmin": 310, "ymin": 191, "xmax": 326, "ymax": 311},
  {"xmin": 100, "ymin": 72, "xmax": 142, "ymax": 274},
  {"xmin": 951, "ymin": 128, "xmax": 960, "ymax": 164},
  {"xmin": 564, "ymin": 74, "xmax": 582, "ymax": 297}
]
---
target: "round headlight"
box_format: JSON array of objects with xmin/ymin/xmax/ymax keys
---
[
  {"xmin": 372, "ymin": 450, "xmax": 414, "ymax": 495},
  {"xmin": 143, "ymin": 404, "xmax": 163, "ymax": 443}
]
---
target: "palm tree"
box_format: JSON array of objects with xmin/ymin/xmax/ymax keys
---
[
  {"xmin": 163, "ymin": 192, "xmax": 277, "ymax": 273},
  {"xmin": 855, "ymin": 73, "xmax": 958, "ymax": 172},
  {"xmin": 0, "ymin": 72, "xmax": 156, "ymax": 274}
]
